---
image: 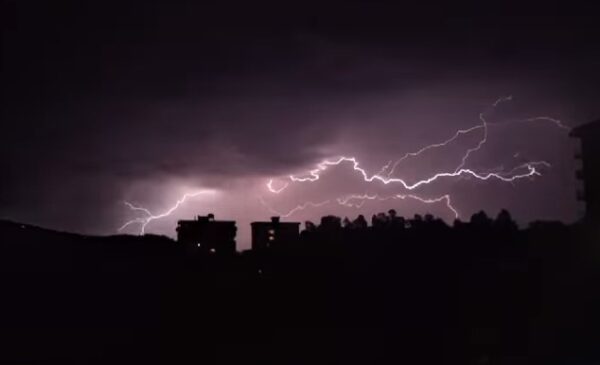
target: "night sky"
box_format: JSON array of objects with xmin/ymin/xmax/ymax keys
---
[{"xmin": 2, "ymin": 1, "xmax": 599, "ymax": 248}]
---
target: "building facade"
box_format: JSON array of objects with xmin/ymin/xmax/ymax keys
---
[
  {"xmin": 570, "ymin": 119, "xmax": 600, "ymax": 221},
  {"xmin": 176, "ymin": 214, "xmax": 236, "ymax": 254},
  {"xmin": 251, "ymin": 217, "xmax": 300, "ymax": 250}
]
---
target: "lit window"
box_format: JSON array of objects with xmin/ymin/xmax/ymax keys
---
[
  {"xmin": 197, "ymin": 243, "xmax": 201, "ymax": 247},
  {"xmin": 268, "ymin": 235, "xmax": 275, "ymax": 241},
  {"xmin": 210, "ymin": 248, "xmax": 216, "ymax": 253}
]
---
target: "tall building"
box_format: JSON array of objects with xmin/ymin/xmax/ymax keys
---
[
  {"xmin": 176, "ymin": 214, "xmax": 236, "ymax": 254},
  {"xmin": 251, "ymin": 217, "xmax": 300, "ymax": 250},
  {"xmin": 570, "ymin": 119, "xmax": 600, "ymax": 221}
]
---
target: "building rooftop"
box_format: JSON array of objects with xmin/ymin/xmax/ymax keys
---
[
  {"xmin": 251, "ymin": 217, "xmax": 300, "ymax": 226},
  {"xmin": 177, "ymin": 214, "xmax": 235, "ymax": 225},
  {"xmin": 570, "ymin": 119, "xmax": 600, "ymax": 137}
]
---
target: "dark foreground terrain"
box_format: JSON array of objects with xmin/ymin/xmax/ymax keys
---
[{"xmin": 1, "ymin": 213, "xmax": 599, "ymax": 364}]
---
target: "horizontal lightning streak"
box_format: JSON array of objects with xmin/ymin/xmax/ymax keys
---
[
  {"xmin": 261, "ymin": 191, "xmax": 459, "ymax": 220},
  {"xmin": 336, "ymin": 193, "xmax": 459, "ymax": 219},
  {"xmin": 259, "ymin": 196, "xmax": 330, "ymax": 218},
  {"xmin": 268, "ymin": 96, "xmax": 567, "ymax": 195},
  {"xmin": 286, "ymin": 156, "xmax": 543, "ymax": 190},
  {"xmin": 518, "ymin": 116, "xmax": 570, "ymax": 131}
]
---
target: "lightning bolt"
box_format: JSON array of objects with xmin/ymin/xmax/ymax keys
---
[
  {"xmin": 119, "ymin": 96, "xmax": 569, "ymax": 234},
  {"xmin": 337, "ymin": 193, "xmax": 459, "ymax": 219},
  {"xmin": 386, "ymin": 96, "xmax": 510, "ymax": 178},
  {"xmin": 283, "ymin": 156, "xmax": 543, "ymax": 190},
  {"xmin": 119, "ymin": 190, "xmax": 216, "ymax": 235},
  {"xmin": 259, "ymin": 196, "xmax": 330, "ymax": 218},
  {"xmin": 264, "ymin": 96, "xmax": 567, "ymax": 219},
  {"xmin": 267, "ymin": 179, "xmax": 289, "ymax": 194},
  {"xmin": 516, "ymin": 116, "xmax": 570, "ymax": 131},
  {"xmin": 385, "ymin": 97, "xmax": 569, "ymax": 179},
  {"xmin": 453, "ymin": 112, "xmax": 489, "ymax": 172},
  {"xmin": 260, "ymin": 191, "xmax": 459, "ymax": 221},
  {"xmin": 385, "ymin": 123, "xmax": 484, "ymax": 178}
]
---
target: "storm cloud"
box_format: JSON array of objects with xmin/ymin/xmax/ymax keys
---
[{"xmin": 1, "ymin": 1, "xmax": 598, "ymax": 246}]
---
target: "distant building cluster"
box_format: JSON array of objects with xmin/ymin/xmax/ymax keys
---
[{"xmin": 176, "ymin": 214, "xmax": 301, "ymax": 254}]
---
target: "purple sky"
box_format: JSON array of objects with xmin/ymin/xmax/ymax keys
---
[{"xmin": 2, "ymin": 2, "xmax": 598, "ymax": 248}]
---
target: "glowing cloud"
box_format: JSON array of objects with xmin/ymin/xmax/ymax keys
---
[{"xmin": 119, "ymin": 96, "xmax": 569, "ymax": 234}]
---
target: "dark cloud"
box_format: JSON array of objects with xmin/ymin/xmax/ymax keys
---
[{"xmin": 1, "ymin": 1, "xmax": 598, "ymax": 240}]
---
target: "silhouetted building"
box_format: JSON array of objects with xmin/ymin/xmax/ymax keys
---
[
  {"xmin": 570, "ymin": 119, "xmax": 600, "ymax": 221},
  {"xmin": 251, "ymin": 217, "xmax": 300, "ymax": 250},
  {"xmin": 176, "ymin": 214, "xmax": 236, "ymax": 254}
]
